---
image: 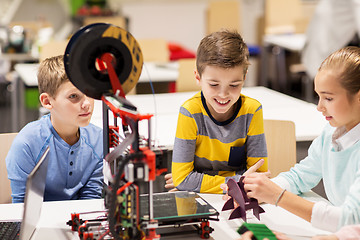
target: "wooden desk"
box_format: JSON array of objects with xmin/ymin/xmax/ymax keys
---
[
  {"xmin": 0, "ymin": 192, "xmax": 331, "ymax": 240},
  {"xmin": 91, "ymin": 86, "xmax": 327, "ymax": 144}
]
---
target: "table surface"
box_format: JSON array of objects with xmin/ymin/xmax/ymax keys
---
[
  {"xmin": 14, "ymin": 63, "xmax": 327, "ymax": 142},
  {"xmin": 14, "ymin": 61, "xmax": 179, "ymax": 87},
  {"xmin": 0, "ymin": 191, "xmax": 331, "ymax": 240},
  {"xmin": 263, "ymin": 33, "xmax": 306, "ymax": 52},
  {"xmin": 0, "ymin": 53, "xmax": 38, "ymax": 62},
  {"xmin": 91, "ymin": 86, "xmax": 327, "ymax": 143}
]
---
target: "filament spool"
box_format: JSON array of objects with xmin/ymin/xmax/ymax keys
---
[{"xmin": 64, "ymin": 23, "xmax": 143, "ymax": 99}]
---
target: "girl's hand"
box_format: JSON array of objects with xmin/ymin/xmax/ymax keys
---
[
  {"xmin": 221, "ymin": 159, "xmax": 268, "ymax": 201},
  {"xmin": 311, "ymin": 235, "xmax": 338, "ymax": 240},
  {"xmin": 220, "ymin": 183, "xmax": 230, "ymax": 201},
  {"xmin": 243, "ymin": 172, "xmax": 283, "ymax": 204},
  {"xmin": 239, "ymin": 231, "xmax": 291, "ymax": 240},
  {"xmin": 243, "ymin": 159, "xmax": 270, "ymax": 177}
]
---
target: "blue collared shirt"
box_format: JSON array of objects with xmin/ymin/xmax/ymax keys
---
[{"xmin": 6, "ymin": 114, "xmax": 104, "ymax": 203}]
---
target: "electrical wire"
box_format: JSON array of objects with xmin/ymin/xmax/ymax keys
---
[{"xmin": 142, "ymin": 63, "xmax": 158, "ymax": 148}]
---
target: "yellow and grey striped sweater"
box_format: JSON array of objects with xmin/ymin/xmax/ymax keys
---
[{"xmin": 172, "ymin": 91, "xmax": 268, "ymax": 194}]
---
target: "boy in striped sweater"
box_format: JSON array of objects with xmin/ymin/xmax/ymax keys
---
[{"xmin": 165, "ymin": 30, "xmax": 268, "ymax": 194}]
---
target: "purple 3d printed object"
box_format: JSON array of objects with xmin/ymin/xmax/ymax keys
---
[{"xmin": 222, "ymin": 176, "xmax": 264, "ymax": 221}]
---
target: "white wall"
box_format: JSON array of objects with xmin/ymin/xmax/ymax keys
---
[
  {"xmin": 113, "ymin": 0, "xmax": 265, "ymax": 86},
  {"xmin": 6, "ymin": 0, "xmax": 69, "ymax": 33},
  {"xmin": 113, "ymin": 0, "xmax": 264, "ymax": 52}
]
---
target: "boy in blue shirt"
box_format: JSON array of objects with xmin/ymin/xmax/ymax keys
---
[{"xmin": 6, "ymin": 55, "xmax": 103, "ymax": 203}]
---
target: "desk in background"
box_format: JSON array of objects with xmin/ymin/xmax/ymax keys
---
[
  {"xmin": 92, "ymin": 86, "xmax": 327, "ymax": 145},
  {"xmin": 0, "ymin": 53, "xmax": 38, "ymax": 132},
  {"xmin": 0, "ymin": 192, "xmax": 331, "ymax": 240},
  {"xmin": 259, "ymin": 34, "xmax": 313, "ymax": 101},
  {"xmin": 0, "ymin": 53, "xmax": 38, "ymax": 62},
  {"xmin": 13, "ymin": 64, "xmax": 326, "ymax": 142},
  {"xmin": 11, "ymin": 62, "xmax": 179, "ymax": 132},
  {"xmin": 11, "ymin": 63, "xmax": 39, "ymax": 132}
]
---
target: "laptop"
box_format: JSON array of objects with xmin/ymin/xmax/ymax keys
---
[{"xmin": 0, "ymin": 146, "xmax": 50, "ymax": 240}]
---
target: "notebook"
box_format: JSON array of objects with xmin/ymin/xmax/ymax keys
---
[{"xmin": 0, "ymin": 146, "xmax": 50, "ymax": 240}]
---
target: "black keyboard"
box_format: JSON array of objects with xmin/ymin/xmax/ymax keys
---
[{"xmin": 0, "ymin": 221, "xmax": 21, "ymax": 240}]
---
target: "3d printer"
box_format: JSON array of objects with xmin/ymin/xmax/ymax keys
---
[{"xmin": 63, "ymin": 23, "xmax": 219, "ymax": 240}]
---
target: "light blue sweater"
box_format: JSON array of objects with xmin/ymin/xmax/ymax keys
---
[
  {"xmin": 277, "ymin": 124, "xmax": 360, "ymax": 229},
  {"xmin": 6, "ymin": 114, "xmax": 104, "ymax": 203}
]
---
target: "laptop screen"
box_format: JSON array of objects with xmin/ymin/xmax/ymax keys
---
[{"xmin": 19, "ymin": 146, "xmax": 50, "ymax": 240}]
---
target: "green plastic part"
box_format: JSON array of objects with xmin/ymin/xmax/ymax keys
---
[{"xmin": 237, "ymin": 223, "xmax": 277, "ymax": 240}]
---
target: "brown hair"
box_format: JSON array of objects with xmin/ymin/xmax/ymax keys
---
[
  {"xmin": 37, "ymin": 55, "xmax": 68, "ymax": 97},
  {"xmin": 319, "ymin": 46, "xmax": 360, "ymax": 97},
  {"xmin": 196, "ymin": 30, "xmax": 250, "ymax": 77}
]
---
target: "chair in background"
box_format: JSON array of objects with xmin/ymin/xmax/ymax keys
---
[
  {"xmin": 206, "ymin": 0, "xmax": 241, "ymax": 35},
  {"xmin": 176, "ymin": 58, "xmax": 200, "ymax": 92},
  {"xmin": 39, "ymin": 39, "xmax": 69, "ymax": 62},
  {"xmin": 132, "ymin": 39, "xmax": 170, "ymax": 94},
  {"xmin": 137, "ymin": 38, "xmax": 169, "ymax": 63},
  {"xmin": 259, "ymin": 0, "xmax": 317, "ymax": 100},
  {"xmin": 262, "ymin": 0, "xmax": 303, "ymax": 35},
  {"xmin": 206, "ymin": 0, "xmax": 260, "ymax": 86},
  {"xmin": 263, "ymin": 119, "xmax": 296, "ymax": 178},
  {"xmin": 82, "ymin": 16, "xmax": 128, "ymax": 29},
  {"xmin": 0, "ymin": 132, "xmax": 18, "ymax": 204}
]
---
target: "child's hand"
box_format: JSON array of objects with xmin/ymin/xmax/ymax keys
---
[
  {"xmin": 221, "ymin": 159, "xmax": 268, "ymax": 201},
  {"xmin": 164, "ymin": 173, "xmax": 178, "ymax": 192},
  {"xmin": 239, "ymin": 231, "xmax": 291, "ymax": 240},
  {"xmin": 243, "ymin": 172, "xmax": 283, "ymax": 204},
  {"xmin": 220, "ymin": 183, "xmax": 230, "ymax": 201},
  {"xmin": 243, "ymin": 159, "xmax": 271, "ymax": 177},
  {"xmin": 238, "ymin": 231, "xmax": 254, "ymax": 240},
  {"xmin": 311, "ymin": 235, "xmax": 338, "ymax": 240}
]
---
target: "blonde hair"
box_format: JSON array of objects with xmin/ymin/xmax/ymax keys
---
[
  {"xmin": 196, "ymin": 30, "xmax": 250, "ymax": 77},
  {"xmin": 319, "ymin": 46, "xmax": 360, "ymax": 97},
  {"xmin": 37, "ymin": 55, "xmax": 68, "ymax": 97}
]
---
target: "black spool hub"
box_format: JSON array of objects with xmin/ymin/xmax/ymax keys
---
[{"xmin": 64, "ymin": 23, "xmax": 143, "ymax": 99}]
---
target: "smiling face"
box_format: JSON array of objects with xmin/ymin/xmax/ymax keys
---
[
  {"xmin": 196, "ymin": 65, "xmax": 245, "ymax": 122},
  {"xmin": 315, "ymin": 69, "xmax": 360, "ymax": 131},
  {"xmin": 42, "ymin": 81, "xmax": 94, "ymax": 135}
]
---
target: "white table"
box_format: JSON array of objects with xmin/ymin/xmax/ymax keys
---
[
  {"xmin": 13, "ymin": 62, "xmax": 179, "ymax": 87},
  {"xmin": 11, "ymin": 62, "xmax": 179, "ymax": 132},
  {"xmin": 140, "ymin": 61, "xmax": 178, "ymax": 83},
  {"xmin": 0, "ymin": 192, "xmax": 331, "ymax": 240},
  {"xmin": 13, "ymin": 64, "xmax": 326, "ymax": 142},
  {"xmin": 0, "ymin": 53, "xmax": 38, "ymax": 62},
  {"xmin": 92, "ymin": 86, "xmax": 327, "ymax": 144},
  {"xmin": 263, "ymin": 34, "xmax": 306, "ymax": 52},
  {"xmin": 200, "ymin": 192, "xmax": 331, "ymax": 240}
]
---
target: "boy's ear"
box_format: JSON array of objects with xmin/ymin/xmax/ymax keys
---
[
  {"xmin": 357, "ymin": 90, "xmax": 360, "ymax": 104},
  {"xmin": 195, "ymin": 70, "xmax": 201, "ymax": 85},
  {"xmin": 243, "ymin": 70, "xmax": 248, "ymax": 81},
  {"xmin": 39, "ymin": 93, "xmax": 53, "ymax": 110}
]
